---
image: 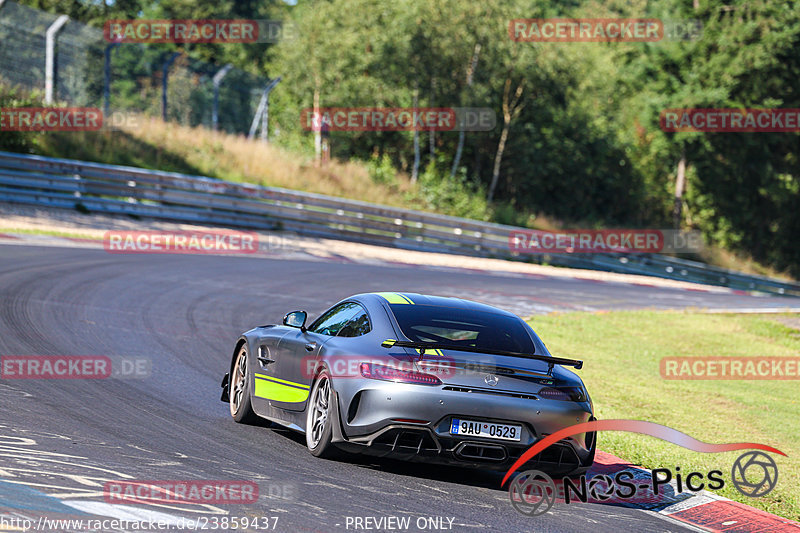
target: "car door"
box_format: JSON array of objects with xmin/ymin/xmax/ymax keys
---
[
  {"xmin": 268, "ymin": 302, "xmax": 362, "ymax": 411},
  {"xmin": 248, "ymin": 326, "xmax": 296, "ymax": 417}
]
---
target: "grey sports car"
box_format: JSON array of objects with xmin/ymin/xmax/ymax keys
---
[{"xmin": 221, "ymin": 292, "xmax": 596, "ymax": 474}]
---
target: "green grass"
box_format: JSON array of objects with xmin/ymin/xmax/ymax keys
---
[
  {"xmin": 527, "ymin": 311, "xmax": 800, "ymax": 520},
  {"xmin": 0, "ymin": 228, "xmax": 103, "ymax": 240}
]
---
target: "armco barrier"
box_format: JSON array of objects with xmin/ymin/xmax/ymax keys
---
[{"xmin": 0, "ymin": 150, "xmax": 798, "ymax": 297}]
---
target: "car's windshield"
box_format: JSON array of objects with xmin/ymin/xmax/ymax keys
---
[{"xmin": 389, "ymin": 304, "xmax": 536, "ymax": 354}]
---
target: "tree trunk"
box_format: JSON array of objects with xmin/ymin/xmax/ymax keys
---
[
  {"xmin": 313, "ymin": 87, "xmax": 321, "ymax": 165},
  {"xmin": 673, "ymin": 148, "xmax": 687, "ymax": 229},
  {"xmin": 429, "ymin": 78, "xmax": 436, "ymax": 164},
  {"xmin": 451, "ymin": 130, "xmax": 466, "ymax": 178},
  {"xmin": 488, "ymin": 123, "xmax": 509, "ymax": 202},
  {"xmin": 450, "ymin": 43, "xmax": 481, "ymax": 178},
  {"xmin": 488, "ymin": 78, "xmax": 525, "ymax": 202},
  {"xmin": 412, "ymin": 86, "xmax": 420, "ymax": 182}
]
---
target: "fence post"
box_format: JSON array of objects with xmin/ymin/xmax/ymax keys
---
[
  {"xmin": 212, "ymin": 64, "xmax": 233, "ymax": 131},
  {"xmin": 103, "ymin": 43, "xmax": 120, "ymax": 118},
  {"xmin": 248, "ymin": 77, "xmax": 281, "ymax": 141},
  {"xmin": 161, "ymin": 52, "xmax": 181, "ymax": 122},
  {"xmin": 45, "ymin": 15, "xmax": 69, "ymax": 104},
  {"xmin": 261, "ymin": 77, "xmax": 281, "ymax": 141}
]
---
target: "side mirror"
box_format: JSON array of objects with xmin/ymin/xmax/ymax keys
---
[{"xmin": 283, "ymin": 310, "xmax": 308, "ymax": 331}]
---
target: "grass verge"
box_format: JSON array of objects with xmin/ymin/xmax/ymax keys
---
[
  {"xmin": 527, "ymin": 310, "xmax": 800, "ymax": 520},
  {"xmin": 33, "ymin": 117, "xmax": 491, "ymax": 220},
  {"xmin": 0, "ymin": 228, "xmax": 102, "ymax": 240}
]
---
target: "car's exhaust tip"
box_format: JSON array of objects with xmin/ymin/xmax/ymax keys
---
[{"xmin": 454, "ymin": 441, "xmax": 508, "ymax": 462}]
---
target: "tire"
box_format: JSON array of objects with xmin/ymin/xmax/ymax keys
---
[
  {"xmin": 305, "ymin": 369, "xmax": 340, "ymax": 458},
  {"xmin": 230, "ymin": 343, "xmax": 258, "ymax": 424}
]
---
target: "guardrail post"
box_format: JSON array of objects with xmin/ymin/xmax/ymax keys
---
[{"xmin": 45, "ymin": 15, "xmax": 69, "ymax": 104}]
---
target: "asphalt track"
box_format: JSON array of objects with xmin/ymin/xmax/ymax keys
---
[{"xmin": 1, "ymin": 244, "xmax": 799, "ymax": 533}]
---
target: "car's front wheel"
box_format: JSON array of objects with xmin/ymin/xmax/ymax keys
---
[
  {"xmin": 305, "ymin": 369, "xmax": 339, "ymax": 458},
  {"xmin": 230, "ymin": 343, "xmax": 257, "ymax": 423}
]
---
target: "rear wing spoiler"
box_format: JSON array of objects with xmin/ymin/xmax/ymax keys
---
[{"xmin": 380, "ymin": 339, "xmax": 583, "ymax": 370}]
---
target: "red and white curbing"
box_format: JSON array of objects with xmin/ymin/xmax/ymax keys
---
[{"xmin": 661, "ymin": 495, "xmax": 800, "ymax": 532}]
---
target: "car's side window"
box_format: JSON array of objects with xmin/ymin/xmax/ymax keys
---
[
  {"xmin": 308, "ymin": 302, "xmax": 360, "ymax": 336},
  {"xmin": 337, "ymin": 309, "xmax": 371, "ymax": 337}
]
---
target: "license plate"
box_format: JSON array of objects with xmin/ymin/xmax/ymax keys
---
[{"xmin": 450, "ymin": 418, "xmax": 522, "ymax": 441}]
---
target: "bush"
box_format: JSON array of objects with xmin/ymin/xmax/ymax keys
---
[
  {"xmin": 0, "ymin": 82, "xmax": 40, "ymax": 153},
  {"xmin": 366, "ymin": 153, "xmax": 397, "ymax": 185},
  {"xmin": 411, "ymin": 161, "xmax": 490, "ymax": 221}
]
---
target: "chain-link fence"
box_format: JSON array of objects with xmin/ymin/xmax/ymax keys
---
[{"xmin": 0, "ymin": 0, "xmax": 272, "ymax": 135}]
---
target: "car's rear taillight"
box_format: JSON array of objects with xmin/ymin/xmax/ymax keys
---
[
  {"xmin": 360, "ymin": 363, "xmax": 442, "ymax": 385},
  {"xmin": 538, "ymin": 386, "xmax": 586, "ymax": 402}
]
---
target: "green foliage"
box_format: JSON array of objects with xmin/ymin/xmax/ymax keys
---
[
  {"xmin": 616, "ymin": 0, "xmax": 800, "ymax": 274},
  {"xmin": 409, "ymin": 161, "xmax": 489, "ymax": 221},
  {"xmin": 366, "ymin": 153, "xmax": 397, "ymax": 186},
  {"xmin": 0, "ymin": 83, "xmax": 39, "ymax": 152}
]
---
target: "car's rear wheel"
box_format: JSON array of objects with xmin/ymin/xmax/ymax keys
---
[
  {"xmin": 230, "ymin": 343, "xmax": 257, "ymax": 423},
  {"xmin": 305, "ymin": 370, "xmax": 339, "ymax": 458}
]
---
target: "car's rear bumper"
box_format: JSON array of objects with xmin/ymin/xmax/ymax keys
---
[
  {"xmin": 332, "ymin": 383, "xmax": 595, "ymax": 474},
  {"xmin": 334, "ymin": 422, "xmax": 595, "ymax": 474}
]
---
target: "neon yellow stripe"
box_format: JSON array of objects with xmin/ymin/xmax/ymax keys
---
[
  {"xmin": 254, "ymin": 376, "xmax": 309, "ymax": 403},
  {"xmin": 416, "ymin": 348, "xmax": 443, "ymax": 356},
  {"xmin": 254, "ymin": 373, "xmax": 309, "ymax": 389},
  {"xmin": 376, "ymin": 292, "xmax": 414, "ymax": 304}
]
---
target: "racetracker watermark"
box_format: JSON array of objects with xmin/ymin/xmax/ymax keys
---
[
  {"xmin": 660, "ymin": 108, "xmax": 800, "ymax": 132},
  {"xmin": 509, "ymin": 18, "xmax": 662, "ymax": 42},
  {"xmin": 0, "ymin": 355, "xmax": 151, "ymax": 379},
  {"xmin": 103, "ymin": 480, "xmax": 259, "ymax": 504},
  {"xmin": 0, "ymin": 108, "xmax": 141, "ymax": 132},
  {"xmin": 0, "ymin": 108, "xmax": 102, "ymax": 131},
  {"xmin": 104, "ymin": 19, "xmax": 296, "ymax": 43},
  {"xmin": 661, "ymin": 19, "xmax": 703, "ymax": 41},
  {"xmin": 103, "ymin": 230, "xmax": 258, "ymax": 254},
  {"xmin": 0, "ymin": 516, "xmax": 280, "ymax": 532},
  {"xmin": 301, "ymin": 355, "xmax": 501, "ymax": 381},
  {"xmin": 301, "ymin": 107, "xmax": 496, "ymax": 132},
  {"xmin": 661, "ymin": 356, "xmax": 800, "ymax": 380},
  {"xmin": 508, "ymin": 229, "xmax": 702, "ymax": 254}
]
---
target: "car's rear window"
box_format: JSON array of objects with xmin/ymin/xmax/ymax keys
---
[{"xmin": 389, "ymin": 304, "xmax": 536, "ymax": 354}]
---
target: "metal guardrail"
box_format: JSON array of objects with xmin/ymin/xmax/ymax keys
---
[{"xmin": 0, "ymin": 150, "xmax": 798, "ymax": 297}]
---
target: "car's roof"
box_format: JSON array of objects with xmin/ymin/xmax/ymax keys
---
[{"xmin": 354, "ymin": 292, "xmax": 518, "ymax": 317}]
